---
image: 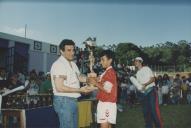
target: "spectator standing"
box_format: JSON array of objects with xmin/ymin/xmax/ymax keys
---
[{"xmin": 162, "ymin": 74, "xmax": 171, "ymax": 105}]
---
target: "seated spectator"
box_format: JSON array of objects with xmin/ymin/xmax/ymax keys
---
[
  {"xmin": 7, "ymin": 73, "xmax": 22, "ymax": 90},
  {"xmin": 17, "ymin": 70, "xmax": 25, "ymax": 85},
  {"xmin": 38, "ymin": 71, "xmax": 45, "ymax": 85},
  {"xmin": 27, "ymin": 70, "xmax": 39, "ymax": 95},
  {"xmin": 0, "ymin": 67, "xmax": 8, "ymax": 90},
  {"xmin": 39, "ymin": 72, "xmax": 52, "ymax": 94}
]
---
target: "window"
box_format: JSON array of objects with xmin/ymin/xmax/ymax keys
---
[
  {"xmin": 34, "ymin": 41, "xmax": 42, "ymax": 51},
  {"xmin": 50, "ymin": 45, "xmax": 57, "ymax": 53}
]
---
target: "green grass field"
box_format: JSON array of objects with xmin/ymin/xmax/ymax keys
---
[{"xmin": 116, "ymin": 104, "xmax": 191, "ymax": 128}]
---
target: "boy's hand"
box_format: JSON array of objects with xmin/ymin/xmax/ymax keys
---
[
  {"xmin": 80, "ymin": 85, "xmax": 96, "ymax": 94},
  {"xmin": 87, "ymin": 77, "xmax": 97, "ymax": 86}
]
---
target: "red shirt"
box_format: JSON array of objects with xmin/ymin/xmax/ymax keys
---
[{"xmin": 96, "ymin": 66, "xmax": 118, "ymax": 103}]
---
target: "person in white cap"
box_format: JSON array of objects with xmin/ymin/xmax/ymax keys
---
[{"xmin": 133, "ymin": 57, "xmax": 163, "ymax": 128}]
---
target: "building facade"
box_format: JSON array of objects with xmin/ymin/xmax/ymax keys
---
[{"xmin": 0, "ymin": 32, "xmax": 59, "ymax": 73}]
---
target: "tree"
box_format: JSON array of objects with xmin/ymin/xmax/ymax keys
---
[
  {"xmin": 143, "ymin": 40, "xmax": 191, "ymax": 71},
  {"xmin": 115, "ymin": 43, "xmax": 145, "ymax": 65},
  {"xmin": 94, "ymin": 46, "xmax": 104, "ymax": 57}
]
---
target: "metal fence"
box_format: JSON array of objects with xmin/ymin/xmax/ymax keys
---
[{"xmin": 150, "ymin": 65, "xmax": 191, "ymax": 73}]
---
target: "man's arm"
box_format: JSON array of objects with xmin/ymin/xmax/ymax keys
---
[
  {"xmin": 53, "ymin": 76, "xmax": 88, "ymax": 93},
  {"xmin": 78, "ymin": 75, "xmax": 87, "ymax": 83},
  {"xmin": 78, "ymin": 73, "xmax": 98, "ymax": 84},
  {"xmin": 143, "ymin": 77, "xmax": 155, "ymax": 87}
]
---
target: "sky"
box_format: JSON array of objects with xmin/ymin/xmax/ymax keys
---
[{"xmin": 0, "ymin": 0, "xmax": 191, "ymax": 47}]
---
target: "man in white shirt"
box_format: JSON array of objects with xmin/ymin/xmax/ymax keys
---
[
  {"xmin": 50, "ymin": 39, "xmax": 94, "ymax": 128},
  {"xmin": 134, "ymin": 57, "xmax": 163, "ymax": 128}
]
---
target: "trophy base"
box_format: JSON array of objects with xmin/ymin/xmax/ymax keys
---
[
  {"xmin": 87, "ymin": 72, "xmax": 97, "ymax": 77},
  {"xmin": 87, "ymin": 72, "xmax": 97, "ymax": 87}
]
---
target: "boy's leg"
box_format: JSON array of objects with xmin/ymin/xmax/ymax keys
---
[
  {"xmin": 97, "ymin": 101, "xmax": 116, "ymax": 128},
  {"xmin": 100, "ymin": 122, "xmax": 110, "ymax": 128}
]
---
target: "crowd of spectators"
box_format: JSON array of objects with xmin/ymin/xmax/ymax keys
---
[
  {"xmin": 0, "ymin": 68, "xmax": 52, "ymax": 95},
  {"xmin": 117, "ymin": 69, "xmax": 191, "ymax": 108},
  {"xmin": 0, "ymin": 46, "xmax": 191, "ymax": 110}
]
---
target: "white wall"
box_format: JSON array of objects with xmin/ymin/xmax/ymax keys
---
[
  {"xmin": 0, "ymin": 32, "xmax": 60, "ymax": 73},
  {"xmin": 46, "ymin": 53, "xmax": 59, "ymax": 72},
  {"xmin": 28, "ymin": 51, "xmax": 59, "ymax": 73},
  {"xmin": 0, "ymin": 32, "xmax": 59, "ymax": 54},
  {"xmin": 28, "ymin": 51, "xmax": 44, "ymax": 72}
]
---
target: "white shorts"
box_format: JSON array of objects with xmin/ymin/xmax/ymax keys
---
[{"xmin": 97, "ymin": 101, "xmax": 117, "ymax": 124}]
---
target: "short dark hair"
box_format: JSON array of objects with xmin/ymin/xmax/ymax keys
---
[
  {"xmin": 59, "ymin": 39, "xmax": 75, "ymax": 51},
  {"xmin": 100, "ymin": 50, "xmax": 114, "ymax": 60}
]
